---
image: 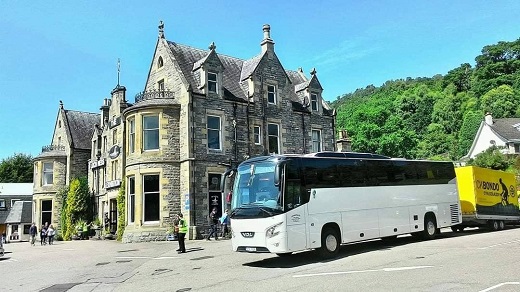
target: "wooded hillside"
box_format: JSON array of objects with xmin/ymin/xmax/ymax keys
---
[{"xmin": 332, "ymin": 38, "xmax": 520, "ymax": 160}]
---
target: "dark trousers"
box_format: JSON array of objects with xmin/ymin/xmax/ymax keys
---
[
  {"xmin": 48, "ymin": 235, "xmax": 54, "ymax": 245},
  {"xmin": 41, "ymin": 235, "xmax": 47, "ymax": 245},
  {"xmin": 178, "ymin": 232, "xmax": 186, "ymax": 252},
  {"xmin": 207, "ymin": 224, "xmax": 218, "ymax": 239}
]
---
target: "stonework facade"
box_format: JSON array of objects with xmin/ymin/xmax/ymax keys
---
[
  {"xmin": 120, "ymin": 23, "xmax": 336, "ymax": 242},
  {"xmin": 33, "ymin": 103, "xmax": 99, "ymax": 234}
]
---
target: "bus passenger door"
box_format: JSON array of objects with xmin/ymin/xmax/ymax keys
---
[{"xmin": 286, "ymin": 206, "xmax": 307, "ymax": 252}]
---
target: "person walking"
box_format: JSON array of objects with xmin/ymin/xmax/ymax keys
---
[
  {"xmin": 47, "ymin": 225, "xmax": 55, "ymax": 245},
  {"xmin": 176, "ymin": 213, "xmax": 187, "ymax": 254},
  {"xmin": 206, "ymin": 207, "xmax": 219, "ymax": 240},
  {"xmin": 29, "ymin": 223, "xmax": 38, "ymax": 246},
  {"xmin": 40, "ymin": 224, "xmax": 48, "ymax": 246},
  {"xmin": 219, "ymin": 209, "xmax": 230, "ymax": 238}
]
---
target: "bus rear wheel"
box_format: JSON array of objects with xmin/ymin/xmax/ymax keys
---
[
  {"xmin": 498, "ymin": 220, "xmax": 505, "ymax": 230},
  {"xmin": 319, "ymin": 228, "xmax": 340, "ymax": 259},
  {"xmin": 422, "ymin": 215, "xmax": 437, "ymax": 240}
]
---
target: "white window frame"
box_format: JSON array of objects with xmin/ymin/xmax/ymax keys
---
[
  {"xmin": 111, "ymin": 160, "xmax": 118, "ymax": 181},
  {"xmin": 267, "ymin": 85, "xmax": 276, "ymax": 104},
  {"xmin": 112, "ymin": 128, "xmax": 118, "ymax": 145},
  {"xmin": 143, "ymin": 115, "xmax": 160, "ymax": 151},
  {"xmin": 42, "ymin": 162, "xmax": 54, "ymax": 186},
  {"xmin": 254, "ymin": 126, "xmax": 262, "ymax": 145},
  {"xmin": 128, "ymin": 176, "xmax": 135, "ymax": 224},
  {"xmin": 312, "ymin": 129, "xmax": 322, "ymax": 152},
  {"xmin": 207, "ymin": 115, "xmax": 222, "ymax": 151},
  {"xmin": 208, "ymin": 72, "xmax": 218, "ymax": 93},
  {"xmin": 128, "ymin": 119, "xmax": 135, "ymax": 153},
  {"xmin": 267, "ymin": 123, "xmax": 280, "ymax": 154},
  {"xmin": 11, "ymin": 199, "xmax": 20, "ymax": 207},
  {"xmin": 311, "ymin": 93, "xmax": 319, "ymax": 112},
  {"xmin": 143, "ymin": 174, "xmax": 160, "ymax": 223}
]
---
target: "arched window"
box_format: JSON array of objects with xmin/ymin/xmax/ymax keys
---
[{"xmin": 158, "ymin": 56, "xmax": 164, "ymax": 68}]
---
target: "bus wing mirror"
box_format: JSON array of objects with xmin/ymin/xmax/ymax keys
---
[
  {"xmin": 274, "ymin": 163, "xmax": 284, "ymax": 187},
  {"xmin": 220, "ymin": 168, "xmax": 236, "ymax": 192}
]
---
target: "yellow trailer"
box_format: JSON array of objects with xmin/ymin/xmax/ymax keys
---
[{"xmin": 454, "ymin": 166, "xmax": 520, "ymax": 231}]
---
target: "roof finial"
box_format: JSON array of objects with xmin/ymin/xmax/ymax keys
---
[
  {"xmin": 158, "ymin": 20, "xmax": 164, "ymax": 39},
  {"xmin": 59, "ymin": 100, "xmax": 64, "ymax": 109},
  {"xmin": 117, "ymin": 58, "xmax": 121, "ymax": 86},
  {"xmin": 262, "ymin": 24, "xmax": 271, "ymax": 40},
  {"xmin": 310, "ymin": 68, "xmax": 317, "ymax": 76},
  {"xmin": 209, "ymin": 41, "xmax": 216, "ymax": 51}
]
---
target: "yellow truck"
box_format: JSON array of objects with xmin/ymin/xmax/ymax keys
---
[{"xmin": 453, "ymin": 166, "xmax": 520, "ymax": 231}]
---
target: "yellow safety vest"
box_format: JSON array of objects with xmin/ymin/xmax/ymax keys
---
[{"xmin": 179, "ymin": 219, "xmax": 188, "ymax": 234}]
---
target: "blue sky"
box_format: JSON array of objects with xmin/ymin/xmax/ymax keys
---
[{"xmin": 1, "ymin": 1, "xmax": 520, "ymax": 160}]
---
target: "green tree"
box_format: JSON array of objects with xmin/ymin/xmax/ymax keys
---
[
  {"xmin": 469, "ymin": 146, "xmax": 511, "ymax": 170},
  {"xmin": 0, "ymin": 153, "xmax": 33, "ymax": 183},
  {"xmin": 457, "ymin": 111, "xmax": 483, "ymax": 158},
  {"xmin": 480, "ymin": 85, "xmax": 518, "ymax": 118},
  {"xmin": 64, "ymin": 177, "xmax": 90, "ymax": 240},
  {"xmin": 116, "ymin": 181, "xmax": 126, "ymax": 241}
]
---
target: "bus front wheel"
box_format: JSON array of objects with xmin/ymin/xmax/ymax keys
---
[{"xmin": 319, "ymin": 228, "xmax": 340, "ymax": 258}]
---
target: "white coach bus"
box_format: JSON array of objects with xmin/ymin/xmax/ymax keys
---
[{"xmin": 223, "ymin": 152, "xmax": 461, "ymax": 258}]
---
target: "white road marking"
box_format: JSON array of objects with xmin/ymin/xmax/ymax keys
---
[
  {"xmin": 115, "ymin": 256, "xmax": 179, "ymax": 260},
  {"xmin": 478, "ymin": 240, "xmax": 520, "ymax": 250},
  {"xmin": 293, "ymin": 265, "xmax": 434, "ymax": 278},
  {"xmin": 479, "ymin": 282, "xmax": 520, "ymax": 292},
  {"xmin": 152, "ymin": 256, "xmax": 179, "ymax": 260}
]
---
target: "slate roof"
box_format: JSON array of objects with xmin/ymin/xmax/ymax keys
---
[
  {"xmin": 165, "ymin": 41, "xmax": 331, "ymax": 114},
  {"xmin": 489, "ymin": 118, "xmax": 520, "ymax": 141},
  {"xmin": 5, "ymin": 201, "xmax": 32, "ymax": 224},
  {"xmin": 64, "ymin": 110, "xmax": 100, "ymax": 150}
]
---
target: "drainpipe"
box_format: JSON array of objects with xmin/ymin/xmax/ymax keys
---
[
  {"xmin": 233, "ymin": 102, "xmax": 238, "ymax": 164},
  {"xmin": 246, "ymin": 93, "xmax": 251, "ymax": 157},
  {"xmin": 188, "ymin": 86, "xmax": 196, "ymax": 233}
]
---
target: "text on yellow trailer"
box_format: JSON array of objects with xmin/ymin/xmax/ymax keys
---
[{"xmin": 455, "ymin": 166, "xmax": 519, "ymax": 217}]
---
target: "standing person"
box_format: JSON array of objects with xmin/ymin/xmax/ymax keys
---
[
  {"xmin": 40, "ymin": 225, "xmax": 48, "ymax": 246},
  {"xmin": 206, "ymin": 207, "xmax": 219, "ymax": 240},
  {"xmin": 176, "ymin": 213, "xmax": 187, "ymax": 254},
  {"xmin": 219, "ymin": 209, "xmax": 230, "ymax": 238},
  {"xmin": 29, "ymin": 223, "xmax": 37, "ymax": 246},
  {"xmin": 47, "ymin": 225, "xmax": 55, "ymax": 245}
]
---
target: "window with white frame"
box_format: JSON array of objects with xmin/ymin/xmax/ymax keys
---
[
  {"xmin": 268, "ymin": 123, "xmax": 280, "ymax": 154},
  {"xmin": 254, "ymin": 126, "xmax": 262, "ymax": 145},
  {"xmin": 312, "ymin": 129, "xmax": 322, "ymax": 152},
  {"xmin": 143, "ymin": 174, "xmax": 160, "ymax": 222},
  {"xmin": 11, "ymin": 199, "xmax": 20, "ymax": 207},
  {"xmin": 143, "ymin": 115, "xmax": 159, "ymax": 150},
  {"xmin": 103, "ymin": 136, "xmax": 107, "ymax": 152},
  {"xmin": 207, "ymin": 115, "xmax": 221, "ymax": 150},
  {"xmin": 42, "ymin": 162, "xmax": 53, "ymax": 185},
  {"xmin": 311, "ymin": 93, "xmax": 318, "ymax": 111},
  {"xmin": 267, "ymin": 85, "xmax": 276, "ymax": 104},
  {"xmin": 111, "ymin": 160, "xmax": 118, "ymax": 180},
  {"xmin": 128, "ymin": 119, "xmax": 135, "ymax": 153},
  {"xmin": 128, "ymin": 176, "xmax": 135, "ymax": 223},
  {"xmin": 208, "ymin": 72, "xmax": 218, "ymax": 93}
]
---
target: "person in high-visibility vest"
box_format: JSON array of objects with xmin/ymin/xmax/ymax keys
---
[{"xmin": 177, "ymin": 213, "xmax": 187, "ymax": 253}]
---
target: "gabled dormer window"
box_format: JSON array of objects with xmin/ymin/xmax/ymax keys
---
[
  {"xmin": 208, "ymin": 72, "xmax": 218, "ymax": 93},
  {"xmin": 267, "ymin": 85, "xmax": 276, "ymax": 104},
  {"xmin": 310, "ymin": 93, "xmax": 319, "ymax": 111}
]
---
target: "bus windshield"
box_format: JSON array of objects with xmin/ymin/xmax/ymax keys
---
[{"xmin": 231, "ymin": 161, "xmax": 283, "ymax": 214}]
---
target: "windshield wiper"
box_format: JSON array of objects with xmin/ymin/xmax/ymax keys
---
[{"xmin": 258, "ymin": 207, "xmax": 275, "ymax": 216}]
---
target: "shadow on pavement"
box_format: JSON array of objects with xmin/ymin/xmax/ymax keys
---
[{"xmin": 243, "ymin": 228, "xmax": 496, "ymax": 268}]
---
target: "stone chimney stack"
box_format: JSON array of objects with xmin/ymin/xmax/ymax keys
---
[
  {"xmin": 336, "ymin": 130, "xmax": 352, "ymax": 152},
  {"xmin": 100, "ymin": 98, "xmax": 110, "ymax": 125},
  {"xmin": 485, "ymin": 112, "xmax": 493, "ymax": 125},
  {"xmin": 260, "ymin": 24, "xmax": 275, "ymax": 54}
]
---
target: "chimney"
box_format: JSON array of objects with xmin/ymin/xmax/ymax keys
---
[
  {"xmin": 260, "ymin": 24, "xmax": 275, "ymax": 54},
  {"xmin": 336, "ymin": 130, "xmax": 352, "ymax": 152},
  {"xmin": 100, "ymin": 98, "xmax": 110, "ymax": 125},
  {"xmin": 485, "ymin": 112, "xmax": 493, "ymax": 125}
]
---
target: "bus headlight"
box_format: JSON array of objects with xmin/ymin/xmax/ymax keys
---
[{"xmin": 266, "ymin": 222, "xmax": 283, "ymax": 238}]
